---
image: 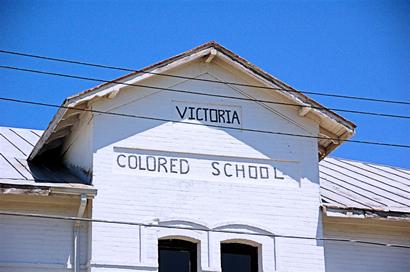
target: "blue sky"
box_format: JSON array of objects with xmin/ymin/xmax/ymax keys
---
[{"xmin": 0, "ymin": 0, "xmax": 409, "ymax": 167}]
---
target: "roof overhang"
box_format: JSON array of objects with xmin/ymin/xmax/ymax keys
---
[
  {"xmin": 322, "ymin": 205, "xmax": 410, "ymax": 222},
  {"xmin": 29, "ymin": 41, "xmax": 356, "ymax": 161},
  {"xmin": 0, "ymin": 181, "xmax": 96, "ymax": 198}
]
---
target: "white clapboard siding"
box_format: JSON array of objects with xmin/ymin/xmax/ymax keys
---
[
  {"xmin": 323, "ymin": 217, "xmax": 410, "ymax": 272},
  {"xmin": 0, "ymin": 196, "xmax": 89, "ymax": 272},
  {"xmin": 85, "ymin": 57, "xmax": 324, "ymax": 272}
]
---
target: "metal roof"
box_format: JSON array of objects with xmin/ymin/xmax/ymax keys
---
[
  {"xmin": 1, "ymin": 126, "xmax": 408, "ymax": 214},
  {"xmin": 0, "ymin": 126, "xmax": 96, "ymax": 196},
  {"xmin": 320, "ymin": 157, "xmax": 410, "ymax": 214}
]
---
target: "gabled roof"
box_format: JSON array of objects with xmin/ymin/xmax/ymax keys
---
[
  {"xmin": 2, "ymin": 126, "xmax": 408, "ymax": 218},
  {"xmin": 28, "ymin": 41, "xmax": 356, "ymax": 161}
]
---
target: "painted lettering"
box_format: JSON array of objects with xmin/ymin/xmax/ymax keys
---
[
  {"xmin": 180, "ymin": 159, "xmax": 190, "ymax": 174},
  {"xmin": 128, "ymin": 155, "xmax": 138, "ymax": 169},
  {"xmin": 170, "ymin": 158, "xmax": 178, "ymax": 173},
  {"xmin": 232, "ymin": 111, "xmax": 240, "ymax": 125},
  {"xmin": 117, "ymin": 154, "xmax": 126, "ymax": 168},
  {"xmin": 225, "ymin": 110, "xmax": 232, "ymax": 124},
  {"xmin": 211, "ymin": 162, "xmax": 220, "ymax": 176},
  {"xmin": 115, "ymin": 153, "xmax": 291, "ymax": 183},
  {"xmin": 209, "ymin": 162, "xmax": 287, "ymax": 181},
  {"xmin": 274, "ymin": 168, "xmax": 285, "ymax": 180},
  {"xmin": 218, "ymin": 110, "xmax": 226, "ymax": 123},
  {"xmin": 176, "ymin": 106, "xmax": 187, "ymax": 119},
  {"xmin": 209, "ymin": 109, "xmax": 218, "ymax": 122},
  {"xmin": 224, "ymin": 163, "xmax": 233, "ymax": 177},
  {"xmin": 188, "ymin": 107, "xmax": 195, "ymax": 120},
  {"xmin": 248, "ymin": 165, "xmax": 258, "ymax": 179},
  {"xmin": 260, "ymin": 167, "xmax": 269, "ymax": 179},
  {"xmin": 138, "ymin": 156, "xmax": 146, "ymax": 170},
  {"xmin": 203, "ymin": 108, "xmax": 209, "ymax": 121},
  {"xmin": 175, "ymin": 105, "xmax": 241, "ymax": 125},
  {"xmin": 158, "ymin": 157, "xmax": 168, "ymax": 173},
  {"xmin": 146, "ymin": 156, "xmax": 156, "ymax": 171},
  {"xmin": 236, "ymin": 164, "xmax": 246, "ymax": 178},
  {"xmin": 196, "ymin": 108, "xmax": 203, "ymax": 121}
]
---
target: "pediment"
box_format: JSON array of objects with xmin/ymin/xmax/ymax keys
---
[{"xmin": 29, "ymin": 41, "xmax": 355, "ymax": 163}]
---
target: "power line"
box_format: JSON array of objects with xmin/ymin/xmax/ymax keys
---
[
  {"xmin": 0, "ymin": 211, "xmax": 408, "ymax": 249},
  {"xmin": 1, "ymin": 49, "xmax": 409, "ymax": 106},
  {"xmin": 1, "ymin": 96, "xmax": 409, "ymax": 149},
  {"xmin": 0, "ymin": 65, "xmax": 409, "ymax": 120}
]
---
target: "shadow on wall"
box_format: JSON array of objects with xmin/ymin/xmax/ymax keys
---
[{"xmin": 91, "ymin": 74, "xmax": 318, "ymax": 185}]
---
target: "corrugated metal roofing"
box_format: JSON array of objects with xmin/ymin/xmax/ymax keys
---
[
  {"xmin": 1, "ymin": 126, "xmax": 408, "ymax": 214},
  {"xmin": 0, "ymin": 126, "xmax": 93, "ymax": 192},
  {"xmin": 320, "ymin": 157, "xmax": 410, "ymax": 213}
]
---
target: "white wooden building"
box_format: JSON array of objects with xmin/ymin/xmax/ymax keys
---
[{"xmin": 1, "ymin": 41, "xmax": 409, "ymax": 272}]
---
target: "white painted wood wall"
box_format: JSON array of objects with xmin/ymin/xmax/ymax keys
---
[
  {"xmin": 77, "ymin": 58, "xmax": 326, "ymax": 271},
  {"xmin": 0, "ymin": 195, "xmax": 90, "ymax": 272},
  {"xmin": 323, "ymin": 216, "xmax": 410, "ymax": 272}
]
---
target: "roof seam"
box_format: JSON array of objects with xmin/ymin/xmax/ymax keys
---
[
  {"xmin": 14, "ymin": 157, "xmax": 34, "ymax": 180},
  {"xmin": 320, "ymin": 187, "xmax": 375, "ymax": 209},
  {"xmin": 363, "ymin": 163, "xmax": 410, "ymax": 185},
  {"xmin": 320, "ymin": 175, "xmax": 389, "ymax": 207},
  {"xmin": 331, "ymin": 158, "xmax": 410, "ymax": 193},
  {"xmin": 30, "ymin": 130, "xmax": 41, "ymax": 138},
  {"xmin": 0, "ymin": 132, "xmax": 26, "ymax": 156},
  {"xmin": 0, "ymin": 152, "xmax": 27, "ymax": 180},
  {"xmin": 320, "ymin": 163, "xmax": 410, "ymax": 205},
  {"xmin": 9, "ymin": 128, "xmax": 35, "ymax": 147}
]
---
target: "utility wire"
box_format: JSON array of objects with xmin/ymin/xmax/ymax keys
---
[
  {"xmin": 1, "ymin": 49, "xmax": 409, "ymax": 106},
  {"xmin": 0, "ymin": 211, "xmax": 408, "ymax": 249},
  {"xmin": 0, "ymin": 65, "xmax": 409, "ymax": 120},
  {"xmin": 1, "ymin": 96, "xmax": 409, "ymax": 149}
]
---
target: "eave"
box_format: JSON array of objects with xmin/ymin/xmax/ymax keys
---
[
  {"xmin": 322, "ymin": 205, "xmax": 410, "ymax": 222},
  {"xmin": 0, "ymin": 182, "xmax": 96, "ymax": 198}
]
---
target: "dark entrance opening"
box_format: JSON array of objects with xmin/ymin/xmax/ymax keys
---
[
  {"xmin": 221, "ymin": 243, "xmax": 258, "ymax": 272},
  {"xmin": 158, "ymin": 239, "xmax": 197, "ymax": 272}
]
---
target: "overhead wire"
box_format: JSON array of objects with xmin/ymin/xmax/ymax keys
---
[
  {"xmin": 1, "ymin": 48, "xmax": 409, "ymax": 105},
  {"xmin": 0, "ymin": 65, "xmax": 409, "ymax": 120},
  {"xmin": 1, "ymin": 50, "xmax": 409, "ymax": 251},
  {"xmin": 0, "ymin": 96, "xmax": 409, "ymax": 148},
  {"xmin": 0, "ymin": 211, "xmax": 409, "ymax": 249}
]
